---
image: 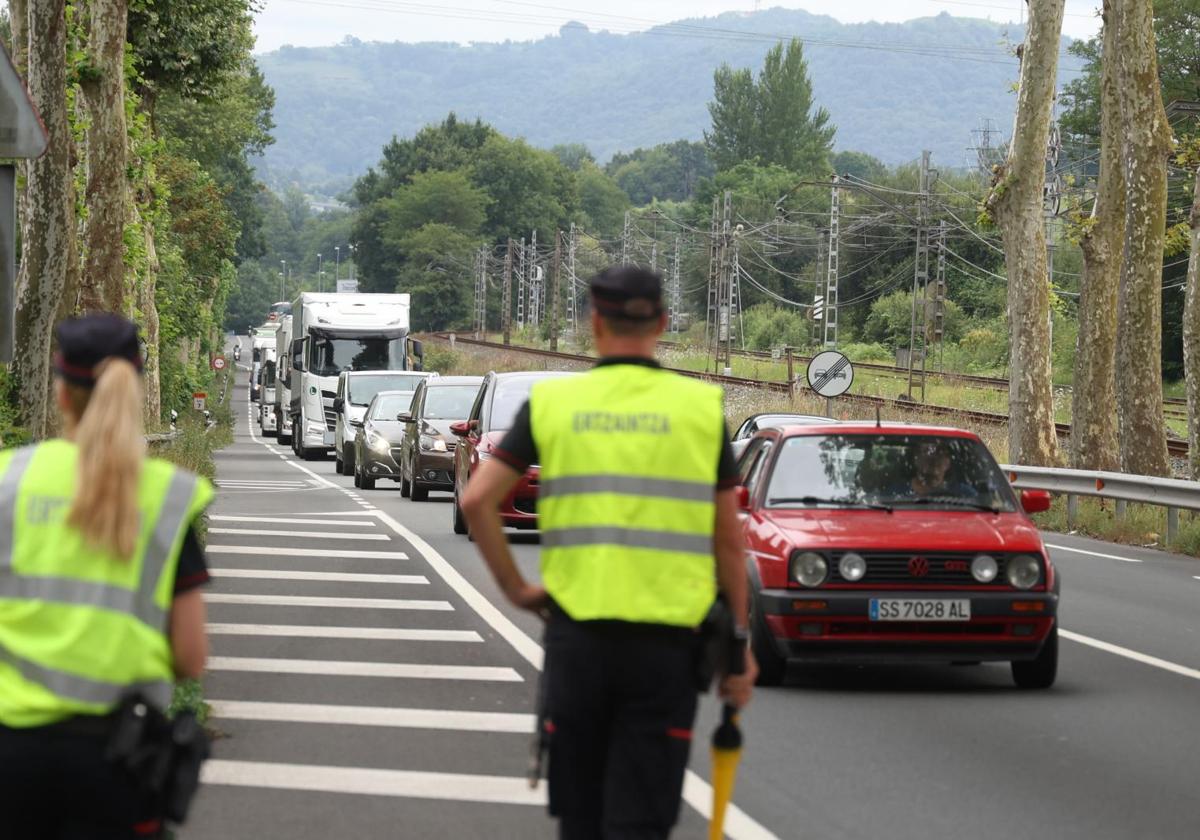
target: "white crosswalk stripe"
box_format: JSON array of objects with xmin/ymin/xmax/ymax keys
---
[
  {"xmin": 207, "ymin": 656, "xmax": 523, "ymax": 682},
  {"xmin": 206, "ymin": 594, "xmax": 451, "ymax": 610},
  {"xmin": 209, "ymin": 569, "xmax": 429, "ymax": 585},
  {"xmin": 209, "ymin": 527, "xmax": 392, "ymax": 541},
  {"xmin": 206, "ymin": 623, "xmax": 482, "ymax": 642}
]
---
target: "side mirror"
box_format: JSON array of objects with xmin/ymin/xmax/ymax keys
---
[
  {"xmin": 397, "ymin": 411, "xmax": 412, "ymax": 422},
  {"xmin": 1021, "ymin": 489, "xmax": 1052, "ymax": 515},
  {"xmin": 350, "ymin": 419, "xmax": 363, "ymax": 428},
  {"xmin": 333, "ymin": 397, "xmax": 344, "ymax": 411},
  {"xmin": 449, "ymin": 420, "xmax": 470, "ymax": 437},
  {"xmin": 735, "ymin": 485, "xmax": 751, "ymax": 511}
]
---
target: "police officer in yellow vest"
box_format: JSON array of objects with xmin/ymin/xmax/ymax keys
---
[
  {"xmin": 0, "ymin": 314, "xmax": 213, "ymax": 839},
  {"xmin": 463, "ymin": 266, "xmax": 758, "ymax": 839}
]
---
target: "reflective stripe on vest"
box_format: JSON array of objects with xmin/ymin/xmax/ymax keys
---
[
  {"xmin": 0, "ymin": 645, "xmax": 172, "ymax": 709},
  {"xmin": 0, "ymin": 446, "xmax": 36, "ymax": 571},
  {"xmin": 0, "ymin": 464, "xmax": 195, "ymax": 630},
  {"xmin": 530, "ymin": 366, "xmax": 723, "ymax": 626}
]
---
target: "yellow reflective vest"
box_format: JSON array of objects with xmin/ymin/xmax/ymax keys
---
[
  {"xmin": 530, "ymin": 362, "xmax": 723, "ymax": 627},
  {"xmin": 0, "ymin": 440, "xmax": 213, "ymax": 727}
]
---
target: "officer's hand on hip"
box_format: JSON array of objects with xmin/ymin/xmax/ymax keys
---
[
  {"xmin": 507, "ymin": 581, "xmax": 549, "ymax": 617},
  {"xmin": 719, "ymin": 647, "xmax": 758, "ymax": 709}
]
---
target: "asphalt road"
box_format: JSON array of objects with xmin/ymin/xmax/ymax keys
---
[{"xmin": 186, "ymin": 368, "xmax": 1200, "ymax": 839}]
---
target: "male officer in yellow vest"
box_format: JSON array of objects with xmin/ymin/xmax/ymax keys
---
[{"xmin": 462, "ymin": 265, "xmax": 757, "ymax": 839}]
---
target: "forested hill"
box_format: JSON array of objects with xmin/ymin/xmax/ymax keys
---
[{"xmin": 256, "ymin": 9, "xmax": 1079, "ymax": 193}]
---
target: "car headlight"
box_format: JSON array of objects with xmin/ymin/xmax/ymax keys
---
[
  {"xmin": 1006, "ymin": 554, "xmax": 1041, "ymax": 589},
  {"xmin": 366, "ymin": 431, "xmax": 390, "ymax": 454},
  {"xmin": 420, "ymin": 434, "xmax": 447, "ymax": 452},
  {"xmin": 971, "ymin": 554, "xmax": 999, "ymax": 583},
  {"xmin": 838, "ymin": 552, "xmax": 867, "ymax": 582},
  {"xmin": 790, "ymin": 551, "xmax": 828, "ymax": 588}
]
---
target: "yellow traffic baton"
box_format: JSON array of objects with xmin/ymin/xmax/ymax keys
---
[{"xmin": 708, "ymin": 702, "xmax": 743, "ymax": 839}]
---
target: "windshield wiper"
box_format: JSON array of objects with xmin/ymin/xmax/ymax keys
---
[
  {"xmin": 887, "ymin": 496, "xmax": 1000, "ymax": 514},
  {"xmin": 768, "ymin": 495, "xmax": 893, "ymax": 513}
]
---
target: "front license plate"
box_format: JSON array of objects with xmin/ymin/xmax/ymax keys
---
[{"xmin": 869, "ymin": 598, "xmax": 970, "ymax": 621}]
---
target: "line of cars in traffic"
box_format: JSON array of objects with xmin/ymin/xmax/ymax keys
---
[{"xmin": 247, "ymin": 342, "xmax": 1060, "ymax": 689}]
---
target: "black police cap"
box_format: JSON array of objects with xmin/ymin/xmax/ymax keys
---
[
  {"xmin": 55, "ymin": 313, "xmax": 144, "ymax": 386},
  {"xmin": 589, "ymin": 265, "xmax": 664, "ymax": 321}
]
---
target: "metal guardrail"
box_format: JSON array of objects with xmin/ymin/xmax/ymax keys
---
[{"xmin": 1003, "ymin": 463, "xmax": 1200, "ymax": 546}]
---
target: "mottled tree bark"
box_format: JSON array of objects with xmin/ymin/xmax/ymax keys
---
[
  {"xmin": 138, "ymin": 215, "xmax": 161, "ymax": 421},
  {"xmin": 986, "ymin": 0, "xmax": 1064, "ymax": 466},
  {"xmin": 10, "ymin": 0, "xmax": 28, "ymax": 73},
  {"xmin": 14, "ymin": 0, "xmax": 73, "ymax": 438},
  {"xmin": 1071, "ymin": 1, "xmax": 1123, "ymax": 472},
  {"xmin": 1182, "ymin": 161, "xmax": 1200, "ymax": 478},
  {"xmin": 78, "ymin": 0, "xmax": 130, "ymax": 313},
  {"xmin": 1114, "ymin": 0, "xmax": 1171, "ymax": 477}
]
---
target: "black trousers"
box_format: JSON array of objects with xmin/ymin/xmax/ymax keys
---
[
  {"xmin": 544, "ymin": 613, "xmax": 699, "ymax": 840},
  {"xmin": 0, "ymin": 720, "xmax": 162, "ymax": 840}
]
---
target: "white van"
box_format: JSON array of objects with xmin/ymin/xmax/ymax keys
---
[{"xmin": 333, "ymin": 370, "xmax": 437, "ymax": 475}]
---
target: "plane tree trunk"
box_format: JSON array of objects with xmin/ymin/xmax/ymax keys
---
[
  {"xmin": 78, "ymin": 0, "xmax": 130, "ymax": 313},
  {"xmin": 1114, "ymin": 0, "xmax": 1172, "ymax": 477},
  {"xmin": 985, "ymin": 0, "xmax": 1064, "ymax": 466},
  {"xmin": 13, "ymin": 0, "xmax": 74, "ymax": 438},
  {"xmin": 1071, "ymin": 0, "xmax": 1123, "ymax": 472}
]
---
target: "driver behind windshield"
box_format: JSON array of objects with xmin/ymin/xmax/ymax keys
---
[{"xmin": 887, "ymin": 439, "xmax": 975, "ymax": 500}]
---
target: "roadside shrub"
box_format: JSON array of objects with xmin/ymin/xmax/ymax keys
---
[
  {"xmin": 422, "ymin": 345, "xmax": 460, "ymax": 375},
  {"xmin": 838, "ymin": 342, "xmax": 893, "ymax": 364},
  {"xmin": 741, "ymin": 303, "xmax": 812, "ymax": 352}
]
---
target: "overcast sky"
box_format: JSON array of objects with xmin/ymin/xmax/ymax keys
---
[{"xmin": 252, "ymin": 1, "xmax": 1104, "ymax": 53}]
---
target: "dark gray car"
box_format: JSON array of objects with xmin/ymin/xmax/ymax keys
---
[
  {"xmin": 353, "ymin": 390, "xmax": 416, "ymax": 490},
  {"xmin": 398, "ymin": 376, "xmax": 483, "ymax": 501}
]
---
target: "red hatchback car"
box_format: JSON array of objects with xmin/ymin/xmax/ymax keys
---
[
  {"xmin": 449, "ymin": 370, "xmax": 575, "ymax": 535},
  {"xmin": 738, "ymin": 423, "xmax": 1058, "ymax": 688}
]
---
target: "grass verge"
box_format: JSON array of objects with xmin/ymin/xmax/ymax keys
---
[
  {"xmin": 149, "ymin": 370, "xmax": 234, "ymax": 723},
  {"xmin": 1031, "ymin": 495, "xmax": 1200, "ymax": 557}
]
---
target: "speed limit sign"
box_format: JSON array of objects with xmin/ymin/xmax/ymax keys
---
[{"xmin": 211, "ymin": 355, "xmax": 227, "ymax": 371}]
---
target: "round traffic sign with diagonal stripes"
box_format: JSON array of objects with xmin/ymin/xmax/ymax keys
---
[{"xmin": 806, "ymin": 350, "xmax": 854, "ymax": 398}]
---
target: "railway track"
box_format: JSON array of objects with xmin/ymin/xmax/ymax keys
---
[{"xmin": 429, "ymin": 333, "xmax": 1190, "ymax": 459}]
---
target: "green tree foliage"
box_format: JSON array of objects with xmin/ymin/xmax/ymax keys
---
[
  {"xmin": 577, "ymin": 162, "xmax": 630, "ymax": 236},
  {"xmin": 706, "ymin": 39, "xmax": 835, "ymax": 175},
  {"xmin": 740, "ymin": 304, "xmax": 813, "ymax": 352},
  {"xmin": 606, "ymin": 141, "xmax": 713, "ymax": 204},
  {"xmin": 551, "ymin": 143, "xmax": 596, "ymax": 171},
  {"xmin": 862, "ymin": 290, "xmax": 965, "ymax": 350},
  {"xmin": 831, "ymin": 150, "xmax": 889, "ymax": 182}
]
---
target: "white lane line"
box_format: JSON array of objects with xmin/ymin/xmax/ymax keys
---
[
  {"xmin": 216, "ymin": 481, "xmax": 310, "ymax": 488},
  {"xmin": 209, "ymin": 700, "xmax": 532, "ymax": 733},
  {"xmin": 206, "ymin": 623, "xmax": 482, "ymax": 642},
  {"xmin": 237, "ymin": 401, "xmax": 777, "ymax": 838},
  {"xmin": 1061, "ymin": 630, "xmax": 1200, "ymax": 681},
  {"xmin": 207, "ymin": 656, "xmax": 522, "ymax": 682},
  {"xmin": 276, "ymin": 510, "xmax": 379, "ymax": 517},
  {"xmin": 207, "ymin": 594, "xmax": 451, "ymax": 611},
  {"xmin": 210, "ymin": 569, "xmax": 428, "ymax": 585},
  {"xmin": 202, "ymin": 760, "xmax": 543, "ymax": 805},
  {"xmin": 206, "ymin": 546, "xmax": 408, "ymax": 560},
  {"xmin": 367, "ymin": 509, "xmax": 778, "ymax": 840},
  {"xmin": 210, "ymin": 515, "xmax": 377, "ymax": 527},
  {"xmin": 208, "ymin": 528, "xmax": 391, "ymax": 541},
  {"xmin": 1044, "ymin": 542, "xmax": 1142, "ymax": 563}
]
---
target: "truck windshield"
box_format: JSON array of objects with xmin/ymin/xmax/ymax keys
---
[
  {"xmin": 308, "ymin": 336, "xmax": 406, "ymax": 377},
  {"xmin": 262, "ymin": 361, "xmax": 276, "ymax": 388},
  {"xmin": 350, "ymin": 374, "xmax": 427, "ymax": 406}
]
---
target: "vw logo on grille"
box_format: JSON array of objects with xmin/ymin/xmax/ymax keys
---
[{"xmin": 908, "ymin": 556, "xmax": 930, "ymax": 577}]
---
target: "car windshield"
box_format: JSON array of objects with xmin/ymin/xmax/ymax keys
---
[
  {"xmin": 370, "ymin": 393, "xmax": 414, "ymax": 420},
  {"xmin": 489, "ymin": 379, "xmax": 542, "ymax": 431},
  {"xmin": 350, "ymin": 374, "xmax": 426, "ymax": 406},
  {"xmin": 765, "ymin": 434, "xmax": 1017, "ymax": 512},
  {"xmin": 424, "ymin": 385, "xmax": 480, "ymax": 420},
  {"xmin": 309, "ymin": 336, "xmax": 406, "ymax": 377}
]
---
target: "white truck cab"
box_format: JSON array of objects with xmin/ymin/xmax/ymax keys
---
[
  {"xmin": 274, "ymin": 315, "xmax": 293, "ymax": 444},
  {"xmin": 333, "ymin": 370, "xmax": 436, "ymax": 475},
  {"xmin": 287, "ymin": 293, "xmax": 424, "ymax": 461},
  {"xmin": 259, "ymin": 348, "xmax": 278, "ymax": 435}
]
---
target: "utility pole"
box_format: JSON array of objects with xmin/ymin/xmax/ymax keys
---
[
  {"xmin": 550, "ymin": 231, "xmax": 562, "ymax": 351},
  {"xmin": 669, "ymin": 235, "xmax": 681, "ymax": 333},
  {"xmin": 474, "ymin": 247, "xmax": 487, "ymax": 338},
  {"xmin": 714, "ymin": 191, "xmax": 733, "ymax": 374},
  {"xmin": 529, "ymin": 230, "xmax": 540, "ymax": 329},
  {"xmin": 812, "ymin": 232, "xmax": 827, "ymax": 344},
  {"xmin": 565, "ymin": 222, "xmax": 578, "ymax": 336},
  {"xmin": 705, "ymin": 197, "xmax": 719, "ymax": 349},
  {"xmin": 731, "ymin": 226, "xmax": 744, "ymax": 354},
  {"xmin": 906, "ymin": 150, "xmax": 932, "ymax": 402},
  {"xmin": 933, "ymin": 220, "xmax": 947, "ymax": 368},
  {"xmin": 317, "ymin": 253, "xmax": 323, "ymax": 293},
  {"xmin": 621, "ymin": 211, "xmax": 632, "ymax": 266},
  {"xmin": 502, "ymin": 239, "xmax": 513, "ymax": 345},
  {"xmin": 517, "ymin": 236, "xmax": 527, "ymax": 329},
  {"xmin": 334, "ymin": 246, "xmax": 340, "ymax": 283},
  {"xmin": 824, "ymin": 173, "xmax": 840, "ymax": 349}
]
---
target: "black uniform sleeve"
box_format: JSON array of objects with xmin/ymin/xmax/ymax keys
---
[
  {"xmin": 494, "ymin": 400, "xmax": 538, "ymax": 472},
  {"xmin": 717, "ymin": 422, "xmax": 739, "ymax": 489},
  {"xmin": 173, "ymin": 525, "xmax": 210, "ymax": 595}
]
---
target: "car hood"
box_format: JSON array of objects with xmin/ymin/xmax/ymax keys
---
[
  {"xmin": 761, "ymin": 509, "xmax": 1044, "ymax": 553},
  {"xmin": 421, "ymin": 419, "xmax": 459, "ymax": 439},
  {"xmin": 367, "ymin": 420, "xmax": 405, "ymax": 441}
]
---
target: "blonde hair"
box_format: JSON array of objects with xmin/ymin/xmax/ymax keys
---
[{"xmin": 65, "ymin": 358, "xmax": 146, "ymax": 558}]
